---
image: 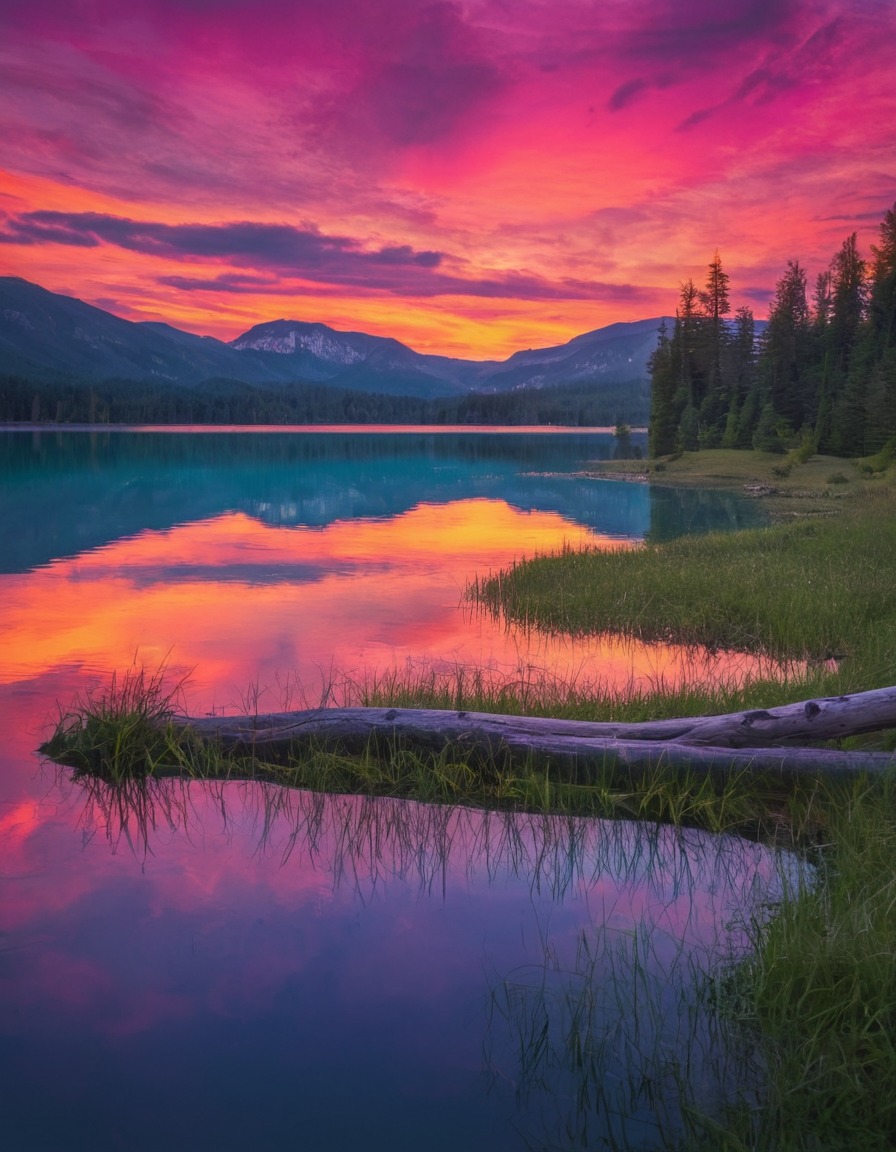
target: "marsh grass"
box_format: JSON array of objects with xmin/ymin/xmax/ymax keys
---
[
  {"xmin": 41, "ymin": 664, "xmax": 190, "ymax": 781},
  {"xmin": 42, "ymin": 660, "xmax": 831, "ymax": 847},
  {"xmin": 352, "ymin": 656, "xmax": 844, "ymax": 735},
  {"xmin": 469, "ymin": 484, "xmax": 896, "ymax": 682},
  {"xmin": 700, "ymin": 775, "xmax": 896, "ymax": 1152},
  {"xmin": 461, "ymin": 454, "xmax": 896, "ymax": 1145},
  {"xmin": 486, "ymin": 917, "xmax": 765, "ymax": 1152},
  {"xmin": 41, "ymin": 671, "xmax": 896, "ymax": 1148}
]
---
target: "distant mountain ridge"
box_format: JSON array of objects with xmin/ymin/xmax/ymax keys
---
[{"xmin": 0, "ymin": 275, "xmax": 670, "ymax": 400}]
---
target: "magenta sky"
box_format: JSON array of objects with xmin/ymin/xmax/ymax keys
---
[{"xmin": 1, "ymin": 0, "xmax": 894, "ymax": 357}]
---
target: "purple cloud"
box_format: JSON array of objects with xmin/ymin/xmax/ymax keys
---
[
  {"xmin": 675, "ymin": 14, "xmax": 848, "ymax": 130},
  {"xmin": 607, "ymin": 78, "xmax": 650, "ymax": 112},
  {"xmin": 306, "ymin": 2, "xmax": 508, "ymax": 150},
  {"xmin": 0, "ymin": 211, "xmax": 443, "ymax": 269},
  {"xmin": 0, "ymin": 208, "xmax": 657, "ymax": 302}
]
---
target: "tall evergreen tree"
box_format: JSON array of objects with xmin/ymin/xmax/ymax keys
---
[
  {"xmin": 697, "ymin": 251, "xmax": 732, "ymax": 444},
  {"xmin": 647, "ymin": 320, "xmax": 678, "ymax": 456},
  {"xmin": 850, "ymin": 204, "xmax": 896, "ymax": 449},
  {"xmin": 812, "ymin": 269, "xmax": 833, "ymax": 329},
  {"xmin": 868, "ymin": 202, "xmax": 896, "ymax": 354},
  {"xmin": 675, "ymin": 278, "xmax": 703, "ymax": 405},
  {"xmin": 700, "ymin": 251, "xmax": 731, "ymax": 376},
  {"xmin": 757, "ymin": 260, "xmax": 811, "ymax": 431},
  {"xmin": 828, "ymin": 233, "xmax": 870, "ymax": 453},
  {"xmin": 725, "ymin": 306, "xmax": 757, "ymax": 447},
  {"xmin": 673, "ymin": 279, "xmax": 706, "ymax": 449},
  {"xmin": 829, "ymin": 233, "xmax": 868, "ymax": 371}
]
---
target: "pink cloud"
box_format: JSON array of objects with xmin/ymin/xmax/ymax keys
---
[{"xmin": 0, "ymin": 0, "xmax": 894, "ymax": 354}]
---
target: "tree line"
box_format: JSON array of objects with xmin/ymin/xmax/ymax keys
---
[
  {"xmin": 649, "ymin": 201, "xmax": 896, "ymax": 457},
  {"xmin": 0, "ymin": 371, "xmax": 649, "ymax": 429}
]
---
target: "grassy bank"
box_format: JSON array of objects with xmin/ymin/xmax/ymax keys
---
[
  {"xmin": 719, "ymin": 777, "xmax": 896, "ymax": 1152},
  {"xmin": 592, "ymin": 445, "xmax": 890, "ymax": 520},
  {"xmin": 471, "ymin": 450, "xmax": 896, "ymax": 699}
]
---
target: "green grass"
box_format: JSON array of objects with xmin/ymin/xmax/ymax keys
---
[
  {"xmin": 470, "ymin": 485, "xmax": 896, "ymax": 682},
  {"xmin": 464, "ymin": 450, "xmax": 896, "ymax": 1150},
  {"xmin": 705, "ymin": 777, "xmax": 896, "ymax": 1151},
  {"xmin": 42, "ymin": 664, "xmax": 189, "ymax": 782}
]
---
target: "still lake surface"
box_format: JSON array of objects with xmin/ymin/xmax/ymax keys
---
[{"xmin": 1, "ymin": 427, "xmax": 787, "ymax": 1150}]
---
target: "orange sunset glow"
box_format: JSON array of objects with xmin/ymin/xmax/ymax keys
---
[
  {"xmin": 1, "ymin": 501, "xmax": 779, "ymax": 712},
  {"xmin": 2, "ymin": 1, "xmax": 895, "ymax": 356}
]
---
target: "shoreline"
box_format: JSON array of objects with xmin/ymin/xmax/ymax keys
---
[{"xmin": 580, "ymin": 448, "xmax": 887, "ymax": 520}]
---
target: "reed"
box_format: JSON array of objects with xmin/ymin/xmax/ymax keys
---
[
  {"xmin": 469, "ymin": 484, "xmax": 896, "ymax": 679},
  {"xmin": 700, "ymin": 774, "xmax": 896, "ymax": 1151},
  {"xmin": 42, "ymin": 664, "xmax": 188, "ymax": 782}
]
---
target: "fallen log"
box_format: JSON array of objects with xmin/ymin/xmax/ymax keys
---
[{"xmin": 169, "ymin": 685, "xmax": 896, "ymax": 782}]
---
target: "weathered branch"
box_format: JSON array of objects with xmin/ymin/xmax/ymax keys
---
[{"xmin": 170, "ymin": 685, "xmax": 896, "ymax": 782}]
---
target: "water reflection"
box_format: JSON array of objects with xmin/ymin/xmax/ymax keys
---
[
  {"xmin": 47, "ymin": 769, "xmax": 790, "ymax": 1149},
  {"xmin": 0, "ymin": 429, "xmax": 778, "ymax": 1149},
  {"xmin": 1, "ymin": 500, "xmax": 779, "ymax": 711},
  {"xmin": 1, "ymin": 428, "xmax": 763, "ymax": 573}
]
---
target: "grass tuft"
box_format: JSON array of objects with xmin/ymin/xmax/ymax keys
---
[{"xmin": 41, "ymin": 664, "xmax": 190, "ymax": 782}]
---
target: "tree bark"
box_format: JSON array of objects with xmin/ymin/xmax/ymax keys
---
[{"xmin": 170, "ymin": 685, "xmax": 896, "ymax": 782}]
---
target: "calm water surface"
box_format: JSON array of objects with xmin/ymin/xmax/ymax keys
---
[{"xmin": 0, "ymin": 428, "xmax": 784, "ymax": 1150}]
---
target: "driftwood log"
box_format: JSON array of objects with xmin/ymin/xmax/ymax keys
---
[{"xmin": 171, "ymin": 685, "xmax": 896, "ymax": 782}]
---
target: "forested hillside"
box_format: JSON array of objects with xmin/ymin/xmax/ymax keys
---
[
  {"xmin": 649, "ymin": 201, "xmax": 896, "ymax": 457},
  {"xmin": 0, "ymin": 371, "xmax": 649, "ymax": 427}
]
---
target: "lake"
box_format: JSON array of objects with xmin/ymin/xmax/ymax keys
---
[{"xmin": 0, "ymin": 427, "xmax": 786, "ymax": 1150}]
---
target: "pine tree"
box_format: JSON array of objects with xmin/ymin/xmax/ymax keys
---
[
  {"xmin": 757, "ymin": 260, "xmax": 811, "ymax": 433},
  {"xmin": 866, "ymin": 202, "xmax": 896, "ymax": 445},
  {"xmin": 675, "ymin": 278, "xmax": 704, "ymax": 408},
  {"xmin": 834, "ymin": 205, "xmax": 896, "ymax": 452},
  {"xmin": 868, "ymin": 202, "xmax": 896, "ymax": 355},
  {"xmin": 829, "ymin": 233, "xmax": 868, "ymax": 367},
  {"xmin": 828, "ymin": 233, "xmax": 870, "ymax": 454},
  {"xmin": 723, "ymin": 306, "xmax": 757, "ymax": 447},
  {"xmin": 700, "ymin": 250, "xmax": 731, "ymax": 381},
  {"xmin": 648, "ymin": 320, "xmax": 678, "ymax": 456},
  {"xmin": 697, "ymin": 251, "xmax": 732, "ymax": 444}
]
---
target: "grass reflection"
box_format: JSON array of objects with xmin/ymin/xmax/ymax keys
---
[
  {"xmin": 54, "ymin": 766, "xmax": 796, "ymax": 1149},
  {"xmin": 483, "ymin": 912, "xmax": 768, "ymax": 1152}
]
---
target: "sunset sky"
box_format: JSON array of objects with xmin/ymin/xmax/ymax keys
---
[{"xmin": 1, "ymin": 0, "xmax": 894, "ymax": 358}]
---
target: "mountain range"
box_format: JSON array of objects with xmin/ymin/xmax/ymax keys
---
[{"xmin": 1, "ymin": 276, "xmax": 668, "ymax": 400}]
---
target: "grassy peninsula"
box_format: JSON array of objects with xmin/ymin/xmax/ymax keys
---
[{"xmin": 472, "ymin": 447, "xmax": 896, "ymax": 693}]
